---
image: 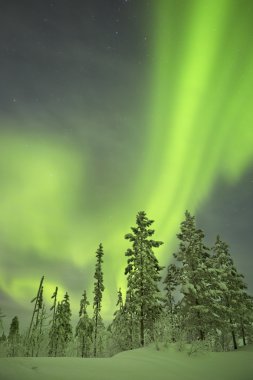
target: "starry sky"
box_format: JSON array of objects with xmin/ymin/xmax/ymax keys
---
[{"xmin": 0, "ymin": 0, "xmax": 253, "ymax": 328}]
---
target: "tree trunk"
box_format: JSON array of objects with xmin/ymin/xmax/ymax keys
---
[
  {"xmin": 130, "ymin": 316, "xmax": 133, "ymax": 350},
  {"xmin": 94, "ymin": 331, "xmax": 97, "ymax": 357},
  {"xmin": 140, "ymin": 241, "xmax": 145, "ymax": 347},
  {"xmin": 140, "ymin": 304, "xmax": 144, "ymax": 347},
  {"xmin": 199, "ymin": 329, "xmax": 205, "ymax": 341},
  {"xmin": 230, "ymin": 317, "xmax": 237, "ymax": 350},
  {"xmin": 231, "ymin": 329, "xmax": 237, "ymax": 350},
  {"xmin": 94, "ymin": 312, "xmax": 98, "ymax": 357},
  {"xmin": 82, "ymin": 335, "xmax": 85, "ymax": 357},
  {"xmin": 195, "ymin": 298, "xmax": 204, "ymax": 340},
  {"xmin": 241, "ymin": 318, "xmax": 246, "ymax": 346},
  {"xmin": 27, "ymin": 276, "xmax": 44, "ymax": 340}
]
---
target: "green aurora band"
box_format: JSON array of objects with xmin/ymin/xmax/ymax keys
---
[
  {"xmin": 141, "ymin": 0, "xmax": 253, "ymax": 246},
  {"xmin": 1, "ymin": 0, "xmax": 253, "ymax": 320}
]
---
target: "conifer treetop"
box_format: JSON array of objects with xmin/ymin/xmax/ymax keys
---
[
  {"xmin": 79, "ymin": 290, "xmax": 89, "ymax": 317},
  {"xmin": 93, "ymin": 243, "xmax": 105, "ymax": 311},
  {"xmin": 8, "ymin": 316, "xmax": 19, "ymax": 339},
  {"xmin": 125, "ymin": 211, "xmax": 163, "ymax": 247}
]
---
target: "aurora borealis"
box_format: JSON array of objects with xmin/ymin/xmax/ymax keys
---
[{"xmin": 0, "ymin": 0, "xmax": 253, "ymax": 326}]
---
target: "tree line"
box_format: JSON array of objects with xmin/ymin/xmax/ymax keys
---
[{"xmin": 0, "ymin": 210, "xmax": 252, "ymax": 357}]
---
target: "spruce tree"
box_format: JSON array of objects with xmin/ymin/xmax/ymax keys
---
[
  {"xmin": 7, "ymin": 316, "xmax": 20, "ymax": 357},
  {"xmin": 110, "ymin": 288, "xmax": 129, "ymax": 353},
  {"xmin": 48, "ymin": 287, "xmax": 59, "ymax": 357},
  {"xmin": 125, "ymin": 211, "xmax": 164, "ymax": 347},
  {"xmin": 76, "ymin": 290, "xmax": 93, "ymax": 357},
  {"xmin": 93, "ymin": 243, "xmax": 105, "ymax": 357},
  {"xmin": 174, "ymin": 211, "xmax": 216, "ymax": 342},
  {"xmin": 48, "ymin": 293, "xmax": 72, "ymax": 356},
  {"xmin": 0, "ymin": 332, "xmax": 6, "ymax": 343},
  {"xmin": 212, "ymin": 236, "xmax": 253, "ymax": 349},
  {"xmin": 59, "ymin": 292, "xmax": 73, "ymax": 356}
]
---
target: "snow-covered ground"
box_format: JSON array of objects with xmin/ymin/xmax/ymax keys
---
[{"xmin": 0, "ymin": 344, "xmax": 252, "ymax": 380}]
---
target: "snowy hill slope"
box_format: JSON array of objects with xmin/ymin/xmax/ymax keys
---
[{"xmin": 0, "ymin": 344, "xmax": 252, "ymax": 380}]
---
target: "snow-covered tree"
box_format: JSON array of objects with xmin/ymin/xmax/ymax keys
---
[
  {"xmin": 48, "ymin": 302, "xmax": 61, "ymax": 357},
  {"xmin": 59, "ymin": 292, "xmax": 73, "ymax": 356},
  {"xmin": 109, "ymin": 288, "xmax": 131, "ymax": 353},
  {"xmin": 48, "ymin": 293, "xmax": 72, "ymax": 357},
  {"xmin": 212, "ymin": 236, "xmax": 253, "ymax": 349},
  {"xmin": 75, "ymin": 290, "xmax": 93, "ymax": 357},
  {"xmin": 0, "ymin": 332, "xmax": 6, "ymax": 343},
  {"xmin": 160, "ymin": 263, "xmax": 181, "ymax": 344},
  {"xmin": 48, "ymin": 286, "xmax": 58, "ymax": 356},
  {"xmin": 50, "ymin": 286, "xmax": 58, "ymax": 325},
  {"xmin": 237, "ymin": 291, "xmax": 253, "ymax": 346},
  {"xmin": 174, "ymin": 211, "xmax": 216, "ymax": 341},
  {"xmin": 32, "ymin": 303, "xmax": 47, "ymax": 357},
  {"xmin": 93, "ymin": 243, "xmax": 105, "ymax": 357},
  {"xmin": 163, "ymin": 263, "xmax": 180, "ymax": 315},
  {"xmin": 0, "ymin": 332, "xmax": 7, "ymax": 357},
  {"xmin": 7, "ymin": 316, "xmax": 20, "ymax": 356},
  {"xmin": 125, "ymin": 211, "xmax": 164, "ymax": 347},
  {"xmin": 26, "ymin": 276, "xmax": 46, "ymax": 356}
]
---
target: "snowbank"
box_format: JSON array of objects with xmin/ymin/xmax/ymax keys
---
[{"xmin": 0, "ymin": 344, "xmax": 252, "ymax": 380}]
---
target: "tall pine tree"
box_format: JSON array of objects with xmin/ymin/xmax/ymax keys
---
[
  {"xmin": 93, "ymin": 243, "xmax": 105, "ymax": 357},
  {"xmin": 26, "ymin": 276, "xmax": 45, "ymax": 356},
  {"xmin": 48, "ymin": 286, "xmax": 59, "ymax": 356},
  {"xmin": 125, "ymin": 211, "xmax": 164, "ymax": 347}
]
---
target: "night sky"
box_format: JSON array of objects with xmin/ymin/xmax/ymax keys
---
[{"xmin": 0, "ymin": 0, "xmax": 253, "ymax": 328}]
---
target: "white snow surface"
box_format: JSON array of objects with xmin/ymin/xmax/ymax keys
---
[{"xmin": 0, "ymin": 344, "xmax": 252, "ymax": 380}]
